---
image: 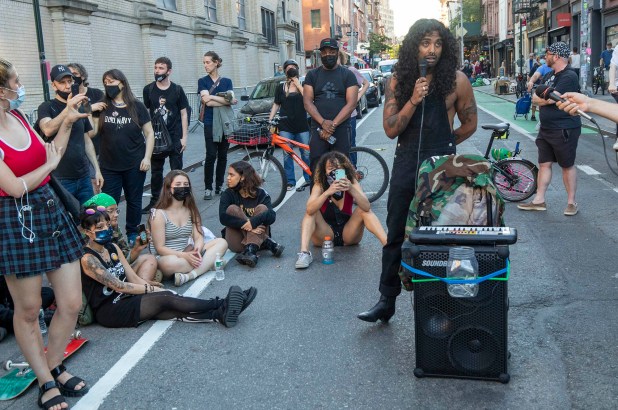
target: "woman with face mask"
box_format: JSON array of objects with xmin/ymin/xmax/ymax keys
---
[
  {"xmin": 149, "ymin": 170, "xmax": 228, "ymax": 286},
  {"xmin": 268, "ymin": 59, "xmax": 311, "ymax": 191},
  {"xmin": 295, "ymin": 152, "xmax": 386, "ymax": 269},
  {"xmin": 0, "ymin": 59, "xmax": 91, "ymax": 409},
  {"xmin": 80, "ymin": 208, "xmax": 255, "ymax": 328},
  {"xmin": 219, "ymin": 161, "xmax": 284, "ymax": 268},
  {"xmin": 94, "ymin": 69, "xmax": 155, "ymax": 246}
]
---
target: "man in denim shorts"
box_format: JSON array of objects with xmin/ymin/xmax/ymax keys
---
[{"xmin": 518, "ymin": 42, "xmax": 582, "ymax": 216}]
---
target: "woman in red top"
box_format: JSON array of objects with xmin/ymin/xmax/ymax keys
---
[
  {"xmin": 0, "ymin": 59, "xmax": 90, "ymax": 410},
  {"xmin": 295, "ymin": 151, "xmax": 387, "ymax": 269}
]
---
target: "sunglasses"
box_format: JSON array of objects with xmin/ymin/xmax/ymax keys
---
[{"xmin": 85, "ymin": 206, "xmax": 106, "ymax": 215}]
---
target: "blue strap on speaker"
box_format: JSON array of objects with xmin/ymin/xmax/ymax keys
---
[{"xmin": 400, "ymin": 259, "xmax": 510, "ymax": 284}]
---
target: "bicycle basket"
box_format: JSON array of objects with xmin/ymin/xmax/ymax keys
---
[{"xmin": 227, "ymin": 119, "xmax": 271, "ymax": 146}]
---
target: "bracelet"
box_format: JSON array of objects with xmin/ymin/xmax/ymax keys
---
[
  {"xmin": 149, "ymin": 285, "xmax": 155, "ymax": 293},
  {"xmin": 409, "ymin": 99, "xmax": 418, "ymax": 107},
  {"xmin": 321, "ymin": 119, "xmax": 326, "ymax": 127}
]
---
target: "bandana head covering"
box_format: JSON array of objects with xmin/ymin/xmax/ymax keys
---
[
  {"xmin": 83, "ymin": 193, "xmax": 117, "ymax": 208},
  {"xmin": 547, "ymin": 42, "xmax": 570, "ymax": 59}
]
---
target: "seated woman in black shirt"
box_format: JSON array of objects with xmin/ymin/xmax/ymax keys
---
[
  {"xmin": 80, "ymin": 208, "xmax": 256, "ymax": 328},
  {"xmin": 295, "ymin": 151, "xmax": 387, "ymax": 269},
  {"xmin": 219, "ymin": 161, "xmax": 284, "ymax": 268}
]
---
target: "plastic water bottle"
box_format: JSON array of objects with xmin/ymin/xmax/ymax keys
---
[
  {"xmin": 446, "ymin": 247, "xmax": 479, "ymax": 298},
  {"xmin": 322, "ymin": 236, "xmax": 334, "ymax": 265},
  {"xmin": 38, "ymin": 308, "xmax": 48, "ymax": 335},
  {"xmin": 215, "ymin": 253, "xmax": 225, "ymax": 281},
  {"xmin": 317, "ymin": 128, "xmax": 336, "ymax": 145}
]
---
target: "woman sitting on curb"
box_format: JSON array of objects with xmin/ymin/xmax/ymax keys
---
[
  {"xmin": 295, "ymin": 151, "xmax": 387, "ymax": 269},
  {"xmin": 219, "ymin": 161, "xmax": 284, "ymax": 268},
  {"xmin": 149, "ymin": 170, "xmax": 228, "ymax": 287},
  {"xmin": 80, "ymin": 208, "xmax": 255, "ymax": 328},
  {"xmin": 83, "ymin": 193, "xmax": 160, "ymax": 285}
]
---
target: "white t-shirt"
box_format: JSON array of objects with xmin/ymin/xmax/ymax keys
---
[
  {"xmin": 570, "ymin": 53, "xmax": 581, "ymax": 69},
  {"xmin": 610, "ymin": 48, "xmax": 618, "ymax": 86}
]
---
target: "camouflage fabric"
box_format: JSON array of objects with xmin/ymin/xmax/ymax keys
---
[
  {"xmin": 112, "ymin": 226, "xmax": 131, "ymax": 260},
  {"xmin": 399, "ymin": 154, "xmax": 506, "ymax": 291}
]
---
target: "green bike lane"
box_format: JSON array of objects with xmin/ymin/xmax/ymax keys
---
[{"xmin": 474, "ymin": 91, "xmax": 598, "ymax": 135}]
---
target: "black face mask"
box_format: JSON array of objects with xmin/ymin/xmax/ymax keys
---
[
  {"xmin": 326, "ymin": 171, "xmax": 343, "ymax": 200},
  {"xmin": 286, "ymin": 68, "xmax": 299, "ymax": 78},
  {"xmin": 155, "ymin": 72, "xmax": 168, "ymax": 82},
  {"xmin": 321, "ymin": 55, "xmax": 338, "ymax": 69},
  {"xmin": 56, "ymin": 90, "xmax": 70, "ymax": 100},
  {"xmin": 105, "ymin": 85, "xmax": 121, "ymax": 99},
  {"xmin": 172, "ymin": 186, "xmax": 192, "ymax": 201},
  {"xmin": 73, "ymin": 76, "xmax": 83, "ymax": 86}
]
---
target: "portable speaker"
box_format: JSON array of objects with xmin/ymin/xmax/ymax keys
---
[{"xmin": 402, "ymin": 243, "xmax": 510, "ymax": 383}]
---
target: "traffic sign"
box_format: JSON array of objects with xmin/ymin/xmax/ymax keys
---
[{"xmin": 455, "ymin": 26, "xmax": 467, "ymax": 38}]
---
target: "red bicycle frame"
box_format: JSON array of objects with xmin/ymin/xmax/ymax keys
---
[{"xmin": 269, "ymin": 130, "xmax": 312, "ymax": 177}]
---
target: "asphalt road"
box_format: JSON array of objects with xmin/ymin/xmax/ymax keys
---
[{"xmin": 2, "ymin": 94, "xmax": 618, "ymax": 409}]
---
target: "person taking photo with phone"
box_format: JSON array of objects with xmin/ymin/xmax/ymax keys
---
[{"xmin": 295, "ymin": 152, "xmax": 386, "ymax": 269}]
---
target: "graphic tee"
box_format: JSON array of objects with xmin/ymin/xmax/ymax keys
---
[
  {"xmin": 143, "ymin": 82, "xmax": 189, "ymax": 140},
  {"xmin": 99, "ymin": 102, "xmax": 151, "ymax": 171},
  {"xmin": 304, "ymin": 65, "xmax": 358, "ymax": 126}
]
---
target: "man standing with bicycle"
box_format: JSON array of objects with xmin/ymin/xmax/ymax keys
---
[
  {"xmin": 357, "ymin": 19, "xmax": 477, "ymax": 323},
  {"xmin": 518, "ymin": 42, "xmax": 581, "ymax": 216}
]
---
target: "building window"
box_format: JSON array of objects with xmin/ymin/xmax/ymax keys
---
[
  {"xmin": 156, "ymin": 0, "xmax": 177, "ymax": 11},
  {"xmin": 311, "ymin": 10, "xmax": 321, "ymax": 28},
  {"xmin": 205, "ymin": 0, "xmax": 217, "ymax": 22},
  {"xmin": 292, "ymin": 21, "xmax": 302, "ymax": 52},
  {"xmin": 262, "ymin": 8, "xmax": 276, "ymax": 46},
  {"xmin": 237, "ymin": 0, "xmax": 246, "ymax": 30}
]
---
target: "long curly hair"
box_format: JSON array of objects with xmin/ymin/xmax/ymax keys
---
[
  {"xmin": 394, "ymin": 19, "xmax": 459, "ymax": 109},
  {"xmin": 313, "ymin": 152, "xmax": 357, "ymax": 193},
  {"xmin": 154, "ymin": 170, "xmax": 203, "ymax": 237},
  {"xmin": 229, "ymin": 161, "xmax": 262, "ymax": 197}
]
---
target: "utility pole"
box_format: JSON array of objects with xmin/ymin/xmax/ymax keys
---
[
  {"xmin": 460, "ymin": 0, "xmax": 464, "ymax": 65},
  {"xmin": 33, "ymin": 0, "xmax": 50, "ymax": 101}
]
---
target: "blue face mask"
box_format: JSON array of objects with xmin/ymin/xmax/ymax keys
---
[
  {"xmin": 1, "ymin": 86, "xmax": 25, "ymax": 111},
  {"xmin": 93, "ymin": 227, "xmax": 113, "ymax": 245}
]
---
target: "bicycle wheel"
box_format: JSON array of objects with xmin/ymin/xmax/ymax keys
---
[
  {"xmin": 243, "ymin": 151, "xmax": 286, "ymax": 207},
  {"xmin": 492, "ymin": 159, "xmax": 537, "ymax": 202},
  {"xmin": 593, "ymin": 77, "xmax": 600, "ymax": 95},
  {"xmin": 350, "ymin": 146, "xmax": 389, "ymax": 203}
]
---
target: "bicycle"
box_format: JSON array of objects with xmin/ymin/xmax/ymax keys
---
[
  {"xmin": 481, "ymin": 123, "xmax": 538, "ymax": 202},
  {"xmin": 592, "ymin": 66, "xmax": 606, "ymax": 95},
  {"xmin": 227, "ymin": 116, "xmax": 390, "ymax": 208}
]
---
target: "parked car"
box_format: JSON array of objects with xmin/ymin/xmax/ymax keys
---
[
  {"xmin": 238, "ymin": 76, "xmax": 285, "ymax": 118},
  {"xmin": 359, "ymin": 71, "xmax": 381, "ymax": 107},
  {"xmin": 378, "ymin": 59, "xmax": 398, "ymax": 79},
  {"xmin": 361, "ymin": 68, "xmax": 384, "ymax": 95}
]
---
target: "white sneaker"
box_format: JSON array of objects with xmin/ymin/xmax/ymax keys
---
[
  {"xmin": 613, "ymin": 139, "xmax": 618, "ymax": 151},
  {"xmin": 174, "ymin": 272, "xmax": 188, "ymax": 287},
  {"xmin": 295, "ymin": 251, "xmax": 313, "ymax": 269}
]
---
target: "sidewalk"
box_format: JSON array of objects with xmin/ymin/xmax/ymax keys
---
[{"xmin": 473, "ymin": 84, "xmax": 617, "ymax": 137}]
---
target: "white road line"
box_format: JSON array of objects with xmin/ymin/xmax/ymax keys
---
[{"xmin": 577, "ymin": 165, "xmax": 601, "ymax": 175}]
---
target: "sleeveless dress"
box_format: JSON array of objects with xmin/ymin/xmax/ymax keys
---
[{"xmin": 0, "ymin": 110, "xmax": 84, "ymax": 278}]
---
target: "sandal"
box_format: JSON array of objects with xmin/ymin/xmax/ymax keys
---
[
  {"xmin": 50, "ymin": 364, "xmax": 89, "ymax": 397},
  {"xmin": 38, "ymin": 380, "xmax": 68, "ymax": 410}
]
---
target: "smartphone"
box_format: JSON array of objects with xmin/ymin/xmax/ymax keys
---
[
  {"xmin": 71, "ymin": 83, "xmax": 80, "ymax": 98},
  {"xmin": 335, "ymin": 169, "xmax": 346, "ymax": 180},
  {"xmin": 137, "ymin": 224, "xmax": 148, "ymax": 244}
]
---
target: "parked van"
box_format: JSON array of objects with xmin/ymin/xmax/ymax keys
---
[{"xmin": 377, "ymin": 59, "xmax": 398, "ymax": 78}]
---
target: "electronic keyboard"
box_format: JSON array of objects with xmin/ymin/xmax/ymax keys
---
[{"xmin": 408, "ymin": 226, "xmax": 517, "ymax": 245}]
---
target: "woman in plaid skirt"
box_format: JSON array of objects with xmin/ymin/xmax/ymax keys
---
[{"xmin": 0, "ymin": 59, "xmax": 90, "ymax": 410}]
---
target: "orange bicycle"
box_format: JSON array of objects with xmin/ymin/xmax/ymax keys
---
[{"xmin": 227, "ymin": 116, "xmax": 389, "ymax": 207}]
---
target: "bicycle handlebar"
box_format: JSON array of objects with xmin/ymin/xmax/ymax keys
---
[{"xmin": 243, "ymin": 115, "xmax": 288, "ymax": 126}]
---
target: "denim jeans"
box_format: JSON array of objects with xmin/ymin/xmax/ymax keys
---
[
  {"xmin": 279, "ymin": 130, "xmax": 310, "ymax": 185},
  {"xmin": 101, "ymin": 167, "xmax": 146, "ymax": 238},
  {"xmin": 150, "ymin": 138, "xmax": 183, "ymax": 202},
  {"xmin": 56, "ymin": 174, "xmax": 94, "ymax": 204},
  {"xmin": 349, "ymin": 116, "xmax": 357, "ymax": 166}
]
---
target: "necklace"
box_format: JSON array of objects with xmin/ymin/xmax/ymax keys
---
[
  {"xmin": 91, "ymin": 245, "xmax": 107, "ymax": 256},
  {"xmin": 112, "ymin": 100, "xmax": 126, "ymax": 107}
]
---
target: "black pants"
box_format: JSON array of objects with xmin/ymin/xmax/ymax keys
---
[
  {"xmin": 150, "ymin": 138, "xmax": 183, "ymax": 202},
  {"xmin": 309, "ymin": 123, "xmax": 351, "ymax": 174},
  {"xmin": 204, "ymin": 126, "xmax": 229, "ymax": 191}
]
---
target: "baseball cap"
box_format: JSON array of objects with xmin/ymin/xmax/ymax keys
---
[
  {"xmin": 547, "ymin": 42, "xmax": 570, "ymax": 59},
  {"xmin": 50, "ymin": 65, "xmax": 73, "ymax": 82},
  {"xmin": 319, "ymin": 38, "xmax": 339, "ymax": 51}
]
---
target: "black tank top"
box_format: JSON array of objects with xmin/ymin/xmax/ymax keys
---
[
  {"xmin": 81, "ymin": 243, "xmax": 130, "ymax": 310},
  {"xmin": 398, "ymin": 90, "xmax": 455, "ymax": 151}
]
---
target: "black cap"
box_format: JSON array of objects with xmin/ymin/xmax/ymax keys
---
[
  {"xmin": 319, "ymin": 38, "xmax": 339, "ymax": 51},
  {"xmin": 283, "ymin": 59, "xmax": 299, "ymax": 70},
  {"xmin": 50, "ymin": 65, "xmax": 73, "ymax": 82}
]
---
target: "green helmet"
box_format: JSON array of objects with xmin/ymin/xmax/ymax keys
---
[{"xmin": 491, "ymin": 148, "xmax": 513, "ymax": 161}]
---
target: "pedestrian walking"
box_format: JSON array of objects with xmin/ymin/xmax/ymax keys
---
[
  {"xmin": 600, "ymin": 42, "xmax": 613, "ymax": 83},
  {"xmin": 569, "ymin": 47, "xmax": 581, "ymax": 78},
  {"xmin": 357, "ymin": 19, "xmax": 477, "ymax": 323},
  {"xmin": 142, "ymin": 57, "xmax": 190, "ymax": 214},
  {"xmin": 518, "ymin": 42, "xmax": 582, "ymax": 216}
]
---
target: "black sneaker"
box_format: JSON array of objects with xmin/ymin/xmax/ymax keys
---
[
  {"xmin": 215, "ymin": 186, "xmax": 222, "ymax": 195},
  {"xmin": 141, "ymin": 201, "xmax": 155, "ymax": 214},
  {"xmin": 217, "ymin": 286, "xmax": 244, "ymax": 328},
  {"xmin": 241, "ymin": 287, "xmax": 257, "ymax": 313}
]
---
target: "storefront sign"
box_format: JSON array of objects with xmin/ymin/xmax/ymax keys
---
[
  {"xmin": 529, "ymin": 15, "xmax": 545, "ymax": 32},
  {"xmin": 556, "ymin": 13, "xmax": 572, "ymax": 27}
]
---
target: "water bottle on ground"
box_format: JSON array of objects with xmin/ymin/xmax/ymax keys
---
[
  {"xmin": 215, "ymin": 252, "xmax": 225, "ymax": 281},
  {"xmin": 446, "ymin": 247, "xmax": 479, "ymax": 298},
  {"xmin": 322, "ymin": 236, "xmax": 334, "ymax": 265},
  {"xmin": 38, "ymin": 308, "xmax": 48, "ymax": 335}
]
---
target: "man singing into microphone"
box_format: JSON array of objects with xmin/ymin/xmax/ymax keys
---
[
  {"xmin": 518, "ymin": 42, "xmax": 581, "ymax": 216},
  {"xmin": 358, "ymin": 19, "xmax": 477, "ymax": 323}
]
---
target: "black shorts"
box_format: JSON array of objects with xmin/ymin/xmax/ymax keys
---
[
  {"xmin": 536, "ymin": 127, "xmax": 581, "ymax": 168},
  {"xmin": 95, "ymin": 294, "xmax": 142, "ymax": 328}
]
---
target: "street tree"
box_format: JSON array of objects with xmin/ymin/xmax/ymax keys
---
[{"xmin": 362, "ymin": 33, "xmax": 392, "ymax": 63}]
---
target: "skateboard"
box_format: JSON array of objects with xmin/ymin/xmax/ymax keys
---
[{"xmin": 0, "ymin": 332, "xmax": 87, "ymax": 401}]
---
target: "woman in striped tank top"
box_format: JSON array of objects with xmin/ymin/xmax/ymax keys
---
[{"xmin": 149, "ymin": 170, "xmax": 228, "ymax": 286}]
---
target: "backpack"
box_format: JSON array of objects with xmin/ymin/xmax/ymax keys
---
[{"xmin": 146, "ymin": 82, "xmax": 191, "ymax": 128}]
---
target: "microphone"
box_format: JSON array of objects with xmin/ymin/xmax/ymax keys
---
[
  {"xmin": 535, "ymin": 85, "xmax": 593, "ymax": 121},
  {"xmin": 419, "ymin": 58, "xmax": 428, "ymax": 78}
]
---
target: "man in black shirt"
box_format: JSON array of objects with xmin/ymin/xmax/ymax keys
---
[
  {"xmin": 303, "ymin": 38, "xmax": 359, "ymax": 173},
  {"xmin": 142, "ymin": 57, "xmax": 189, "ymax": 212},
  {"xmin": 38, "ymin": 64, "xmax": 102, "ymax": 204},
  {"xmin": 518, "ymin": 42, "xmax": 582, "ymax": 216}
]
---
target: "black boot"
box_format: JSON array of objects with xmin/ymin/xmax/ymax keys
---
[
  {"xmin": 214, "ymin": 286, "xmax": 244, "ymax": 328},
  {"xmin": 235, "ymin": 244, "xmax": 259, "ymax": 268},
  {"xmin": 261, "ymin": 238, "xmax": 284, "ymax": 257},
  {"xmin": 357, "ymin": 295, "xmax": 396, "ymax": 323},
  {"xmin": 241, "ymin": 287, "xmax": 258, "ymax": 313}
]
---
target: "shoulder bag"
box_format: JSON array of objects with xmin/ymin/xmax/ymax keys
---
[{"xmin": 199, "ymin": 77, "xmax": 222, "ymax": 122}]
